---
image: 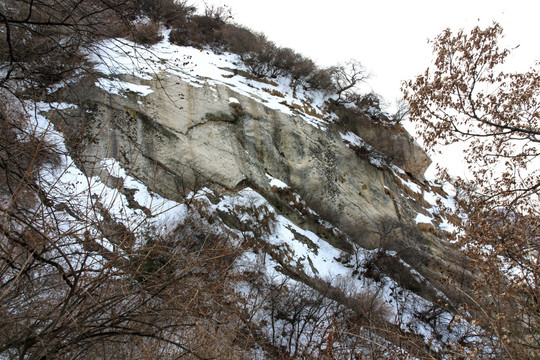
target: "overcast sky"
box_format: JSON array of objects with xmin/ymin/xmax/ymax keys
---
[
  {"xmin": 199, "ymin": 0, "xmax": 540, "ymax": 110},
  {"xmin": 197, "ymin": 1, "xmax": 539, "ymax": 178}
]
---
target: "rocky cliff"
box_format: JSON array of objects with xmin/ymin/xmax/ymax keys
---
[{"xmin": 45, "ymin": 39, "xmax": 473, "ymax": 357}]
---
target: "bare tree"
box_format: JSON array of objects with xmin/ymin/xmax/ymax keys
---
[
  {"xmin": 390, "ymin": 98, "xmax": 410, "ymax": 124},
  {"xmin": 331, "ymin": 59, "xmax": 370, "ymax": 105},
  {"xmin": 403, "ymin": 23, "xmax": 540, "ymax": 358},
  {"xmin": 0, "ymin": 2, "xmax": 254, "ymax": 358},
  {"xmin": 1, "ymin": 0, "xmax": 117, "ymax": 79}
]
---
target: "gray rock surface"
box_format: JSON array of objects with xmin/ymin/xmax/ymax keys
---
[{"xmin": 54, "ymin": 73, "xmax": 466, "ymax": 302}]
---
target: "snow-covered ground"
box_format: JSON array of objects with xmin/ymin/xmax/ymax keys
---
[
  {"xmin": 89, "ymin": 30, "xmax": 336, "ymax": 130},
  {"xmin": 31, "ymin": 101, "xmax": 188, "ymax": 253},
  {"xmin": 22, "ymin": 27, "xmax": 481, "ymax": 356},
  {"xmin": 30, "ymin": 97, "xmax": 474, "ymax": 353}
]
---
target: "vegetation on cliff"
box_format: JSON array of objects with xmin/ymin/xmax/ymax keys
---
[
  {"xmin": 404, "ymin": 23, "xmax": 540, "ymax": 358},
  {"xmin": 1, "ymin": 0, "xmax": 538, "ymax": 358}
]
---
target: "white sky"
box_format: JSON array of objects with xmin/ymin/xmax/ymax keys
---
[
  {"xmin": 197, "ymin": 1, "xmax": 539, "ymax": 179},
  {"xmin": 199, "ymin": 0, "xmax": 540, "ymax": 110}
]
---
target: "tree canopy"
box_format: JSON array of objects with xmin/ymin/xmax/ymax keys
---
[{"xmin": 403, "ymin": 23, "xmax": 540, "ymax": 358}]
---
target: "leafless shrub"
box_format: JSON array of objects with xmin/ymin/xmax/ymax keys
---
[
  {"xmin": 221, "ymin": 23, "xmax": 337, "ymax": 91},
  {"xmin": 202, "ymin": 3, "xmax": 233, "ymax": 23},
  {"xmin": 0, "ymin": 2, "xmax": 258, "ymax": 350},
  {"xmin": 167, "ymin": 3, "xmax": 233, "ymax": 47},
  {"xmin": 0, "ymin": 92, "xmax": 60, "ymax": 207},
  {"xmin": 136, "ymin": 0, "xmax": 195, "ymax": 27},
  {"xmin": 390, "ymin": 99, "xmax": 410, "ymax": 124},
  {"xmin": 0, "ymin": 150, "xmax": 253, "ymax": 359},
  {"xmin": 188, "ymin": 15, "xmax": 226, "ymax": 45},
  {"xmin": 290, "ymin": 57, "xmax": 317, "ymax": 88},
  {"xmin": 221, "ymin": 24, "xmax": 260, "ymax": 56},
  {"xmin": 234, "ymin": 33, "xmax": 283, "ymax": 78},
  {"xmin": 0, "ymin": 0, "xmax": 138, "ymax": 91},
  {"xmin": 306, "ymin": 67, "xmax": 335, "ymax": 92},
  {"xmin": 128, "ymin": 21, "xmax": 164, "ymax": 46},
  {"xmin": 168, "ymin": 25, "xmax": 190, "ymax": 46},
  {"xmin": 329, "ymin": 60, "xmax": 370, "ymax": 106}
]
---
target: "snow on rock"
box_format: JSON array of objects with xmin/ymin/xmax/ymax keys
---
[
  {"xmin": 209, "ymin": 186, "xmax": 472, "ymax": 348},
  {"xmin": 214, "ymin": 187, "xmax": 352, "ymax": 279},
  {"xmin": 265, "ymin": 173, "xmax": 289, "ymax": 189},
  {"xmin": 391, "ymin": 165, "xmax": 422, "ymax": 194},
  {"xmin": 340, "ymin": 131, "xmax": 372, "ymax": 150},
  {"xmin": 415, "ymin": 213, "xmax": 434, "ymax": 225},
  {"xmin": 29, "ymin": 103, "xmax": 471, "ymax": 352},
  {"xmin": 340, "ymin": 131, "xmax": 388, "ymax": 169},
  {"xmin": 39, "ymin": 28, "xmax": 473, "ymax": 353},
  {"xmin": 88, "ymin": 30, "xmax": 333, "ymax": 130},
  {"xmin": 95, "ymin": 78, "xmax": 154, "ymax": 97},
  {"xmin": 32, "ymin": 102, "xmax": 186, "ymax": 241}
]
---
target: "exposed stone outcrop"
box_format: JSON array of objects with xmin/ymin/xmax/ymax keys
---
[
  {"xmin": 61, "ymin": 76, "xmax": 414, "ymax": 239},
  {"xmin": 53, "ymin": 72, "xmax": 467, "ymax": 314},
  {"xmin": 338, "ymin": 110, "xmax": 431, "ymax": 179}
]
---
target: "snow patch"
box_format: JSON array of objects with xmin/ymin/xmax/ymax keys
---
[
  {"xmin": 415, "ymin": 213, "xmax": 434, "ymax": 225},
  {"xmin": 95, "ymin": 78, "xmax": 153, "ymax": 97},
  {"xmin": 88, "ymin": 31, "xmax": 333, "ymax": 130},
  {"xmin": 340, "ymin": 131, "xmax": 372, "ymax": 150},
  {"xmin": 266, "ymin": 173, "xmax": 289, "ymax": 189}
]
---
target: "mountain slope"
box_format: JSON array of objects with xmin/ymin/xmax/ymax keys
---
[
  {"xmin": 31, "ymin": 33, "xmax": 483, "ymax": 357},
  {"xmin": 0, "ymin": 14, "xmax": 491, "ymax": 356}
]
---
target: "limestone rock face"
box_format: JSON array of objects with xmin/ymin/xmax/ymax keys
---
[
  {"xmin": 56, "ymin": 72, "xmax": 466, "ymax": 296},
  {"xmin": 62, "ymin": 76, "xmax": 420, "ymax": 244},
  {"xmin": 51, "ymin": 71, "xmax": 475, "ymax": 351},
  {"xmin": 339, "ymin": 112, "xmax": 431, "ymax": 179}
]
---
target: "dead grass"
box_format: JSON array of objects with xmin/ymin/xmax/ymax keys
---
[{"xmin": 261, "ymin": 87, "xmax": 285, "ymax": 97}]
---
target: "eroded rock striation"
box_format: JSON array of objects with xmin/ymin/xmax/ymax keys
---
[
  {"xmin": 48, "ymin": 48, "xmax": 471, "ymax": 355},
  {"xmin": 58, "ymin": 70, "xmax": 463, "ymax": 285}
]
